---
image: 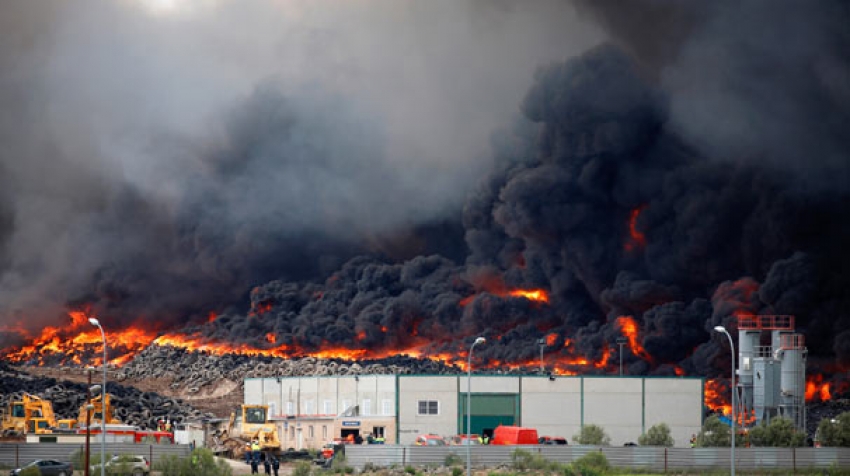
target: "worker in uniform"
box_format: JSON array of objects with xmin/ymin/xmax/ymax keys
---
[
  {"xmin": 263, "ymin": 454, "xmax": 271, "ymax": 475},
  {"xmin": 250, "ymin": 451, "xmax": 259, "ymax": 474},
  {"xmin": 271, "ymin": 457, "xmax": 280, "ymax": 476}
]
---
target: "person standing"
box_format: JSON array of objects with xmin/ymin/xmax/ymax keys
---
[
  {"xmin": 263, "ymin": 455, "xmax": 271, "ymax": 475},
  {"xmin": 250, "ymin": 452, "xmax": 259, "ymax": 474},
  {"xmin": 271, "ymin": 457, "xmax": 280, "ymax": 476}
]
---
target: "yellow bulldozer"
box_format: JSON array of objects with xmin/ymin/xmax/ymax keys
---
[
  {"xmin": 1, "ymin": 394, "xmax": 57, "ymax": 436},
  {"xmin": 54, "ymin": 392, "xmax": 121, "ymax": 431},
  {"xmin": 216, "ymin": 404, "xmax": 281, "ymax": 459}
]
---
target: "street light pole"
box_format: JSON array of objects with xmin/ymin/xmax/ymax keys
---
[
  {"xmin": 467, "ymin": 337, "xmax": 485, "ymax": 476},
  {"xmin": 537, "ymin": 338, "xmax": 545, "ymax": 374},
  {"xmin": 616, "ymin": 337, "xmax": 626, "ymax": 376},
  {"xmin": 84, "ymin": 369, "xmax": 93, "ymax": 476},
  {"xmin": 89, "ymin": 317, "xmax": 107, "ymax": 476},
  {"xmin": 714, "ymin": 326, "xmax": 735, "ymax": 476}
]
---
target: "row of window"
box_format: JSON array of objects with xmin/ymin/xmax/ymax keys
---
[
  {"xmin": 271, "ymin": 399, "xmax": 397, "ymax": 416},
  {"xmin": 282, "ymin": 424, "xmax": 387, "ymax": 441},
  {"xmin": 269, "ymin": 399, "xmax": 440, "ymax": 417}
]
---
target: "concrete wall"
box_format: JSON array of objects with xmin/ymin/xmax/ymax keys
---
[
  {"xmin": 521, "ymin": 376, "xmax": 581, "ymax": 439},
  {"xmin": 583, "ymin": 377, "xmax": 644, "ymax": 445},
  {"xmin": 247, "ymin": 375, "xmax": 397, "ymax": 419},
  {"xmin": 246, "ymin": 375, "xmax": 704, "ymax": 448},
  {"xmin": 397, "ymin": 376, "xmax": 457, "ymax": 445},
  {"xmin": 644, "ymin": 378, "xmax": 703, "ymax": 448}
]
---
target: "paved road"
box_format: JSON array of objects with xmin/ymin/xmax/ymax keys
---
[{"xmin": 220, "ymin": 457, "xmax": 295, "ymax": 475}]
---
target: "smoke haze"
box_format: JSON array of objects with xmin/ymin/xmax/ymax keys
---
[
  {"xmin": 0, "ymin": 0, "xmax": 603, "ymax": 331},
  {"xmin": 2, "ymin": 0, "xmax": 849, "ymax": 384}
]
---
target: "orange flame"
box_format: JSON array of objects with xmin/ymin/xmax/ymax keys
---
[
  {"xmin": 624, "ymin": 205, "xmax": 647, "ymax": 251},
  {"xmin": 4, "ymin": 311, "xmax": 158, "ymax": 367},
  {"xmin": 249, "ymin": 301, "xmax": 274, "ymax": 317},
  {"xmin": 507, "ymin": 289, "xmax": 549, "ymax": 302},
  {"xmin": 705, "ymin": 379, "xmax": 732, "ymax": 416},
  {"xmin": 806, "ymin": 374, "xmax": 832, "ymax": 402},
  {"xmin": 616, "ymin": 315, "xmax": 653, "ymax": 363},
  {"xmin": 460, "ymin": 287, "xmax": 549, "ymax": 306}
]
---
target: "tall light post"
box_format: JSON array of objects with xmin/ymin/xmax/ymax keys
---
[
  {"xmin": 84, "ymin": 365, "xmax": 97, "ymax": 476},
  {"xmin": 616, "ymin": 337, "xmax": 627, "ymax": 376},
  {"xmin": 714, "ymin": 325, "xmax": 735, "ymax": 476},
  {"xmin": 537, "ymin": 338, "xmax": 545, "ymax": 373},
  {"xmin": 467, "ymin": 337, "xmax": 485, "ymax": 476},
  {"xmin": 89, "ymin": 317, "xmax": 107, "ymax": 476}
]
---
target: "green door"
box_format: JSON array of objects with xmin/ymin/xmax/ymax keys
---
[{"xmin": 459, "ymin": 394, "xmax": 517, "ymax": 435}]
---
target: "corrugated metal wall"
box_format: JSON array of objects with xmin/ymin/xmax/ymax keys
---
[
  {"xmin": 0, "ymin": 443, "xmax": 192, "ymax": 469},
  {"xmin": 344, "ymin": 445, "xmax": 850, "ymax": 472}
]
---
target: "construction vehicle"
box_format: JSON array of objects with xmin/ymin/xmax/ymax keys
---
[
  {"xmin": 53, "ymin": 392, "xmax": 121, "ymax": 433},
  {"xmin": 216, "ymin": 404, "xmax": 281, "ymax": 459},
  {"xmin": 54, "ymin": 418, "xmax": 79, "ymax": 432},
  {"xmin": 1, "ymin": 394, "xmax": 57, "ymax": 436},
  {"xmin": 77, "ymin": 393, "xmax": 121, "ymax": 426}
]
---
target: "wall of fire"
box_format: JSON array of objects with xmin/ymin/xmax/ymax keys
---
[{"xmin": 246, "ymin": 374, "xmax": 703, "ymax": 448}]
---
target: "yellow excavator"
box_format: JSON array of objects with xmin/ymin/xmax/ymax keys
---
[
  {"xmin": 54, "ymin": 392, "xmax": 121, "ymax": 432},
  {"xmin": 56, "ymin": 393, "xmax": 123, "ymax": 432},
  {"xmin": 217, "ymin": 404, "xmax": 281, "ymax": 459},
  {"xmin": 78, "ymin": 393, "xmax": 120, "ymax": 425},
  {"xmin": 1, "ymin": 394, "xmax": 57, "ymax": 436}
]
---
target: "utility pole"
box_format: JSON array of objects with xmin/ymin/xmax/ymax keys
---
[
  {"xmin": 84, "ymin": 368, "xmax": 93, "ymax": 476},
  {"xmin": 617, "ymin": 337, "xmax": 627, "ymax": 376},
  {"xmin": 537, "ymin": 338, "xmax": 546, "ymax": 373}
]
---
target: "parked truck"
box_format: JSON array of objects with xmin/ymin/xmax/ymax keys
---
[{"xmin": 490, "ymin": 425, "xmax": 539, "ymax": 445}]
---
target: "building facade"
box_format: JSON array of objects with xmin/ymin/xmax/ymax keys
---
[{"xmin": 244, "ymin": 374, "xmax": 704, "ymax": 449}]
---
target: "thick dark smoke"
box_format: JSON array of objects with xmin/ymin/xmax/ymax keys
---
[
  {"xmin": 0, "ymin": 0, "xmax": 603, "ymax": 338},
  {"xmin": 193, "ymin": 2, "xmax": 850, "ymax": 380},
  {"xmin": 2, "ymin": 1, "xmax": 849, "ymax": 385}
]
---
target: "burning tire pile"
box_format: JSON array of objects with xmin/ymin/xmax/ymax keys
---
[
  {"xmin": 0, "ymin": 360, "xmax": 211, "ymax": 430},
  {"xmin": 117, "ymin": 344, "xmax": 459, "ymax": 393},
  {"xmin": 1, "ymin": 345, "xmax": 465, "ymax": 432},
  {"xmin": 4, "ymin": 346, "xmax": 848, "ymax": 440}
]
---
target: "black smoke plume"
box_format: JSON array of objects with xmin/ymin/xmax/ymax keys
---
[
  {"xmin": 195, "ymin": 37, "xmax": 849, "ymax": 382},
  {"xmin": 2, "ymin": 1, "xmax": 849, "ymax": 389}
]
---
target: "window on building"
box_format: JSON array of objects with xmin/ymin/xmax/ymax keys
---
[
  {"xmin": 417, "ymin": 400, "xmax": 439, "ymax": 415},
  {"xmin": 362, "ymin": 399, "xmax": 371, "ymax": 416},
  {"xmin": 290, "ymin": 427, "xmax": 295, "ymax": 439},
  {"xmin": 381, "ymin": 399, "xmax": 393, "ymax": 416},
  {"xmin": 373, "ymin": 426, "xmax": 385, "ymax": 438},
  {"xmin": 342, "ymin": 399, "xmax": 352, "ymax": 414},
  {"xmin": 323, "ymin": 400, "xmax": 333, "ymax": 415},
  {"xmin": 322, "ymin": 425, "xmax": 327, "ymax": 439},
  {"xmin": 305, "ymin": 400, "xmax": 315, "ymax": 415},
  {"xmin": 286, "ymin": 401, "xmax": 294, "ymax": 415},
  {"xmin": 309, "ymin": 425, "xmax": 314, "ymax": 438},
  {"xmin": 268, "ymin": 402, "xmax": 276, "ymax": 417}
]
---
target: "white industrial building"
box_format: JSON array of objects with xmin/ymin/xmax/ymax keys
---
[{"xmin": 244, "ymin": 374, "xmax": 704, "ymax": 449}]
